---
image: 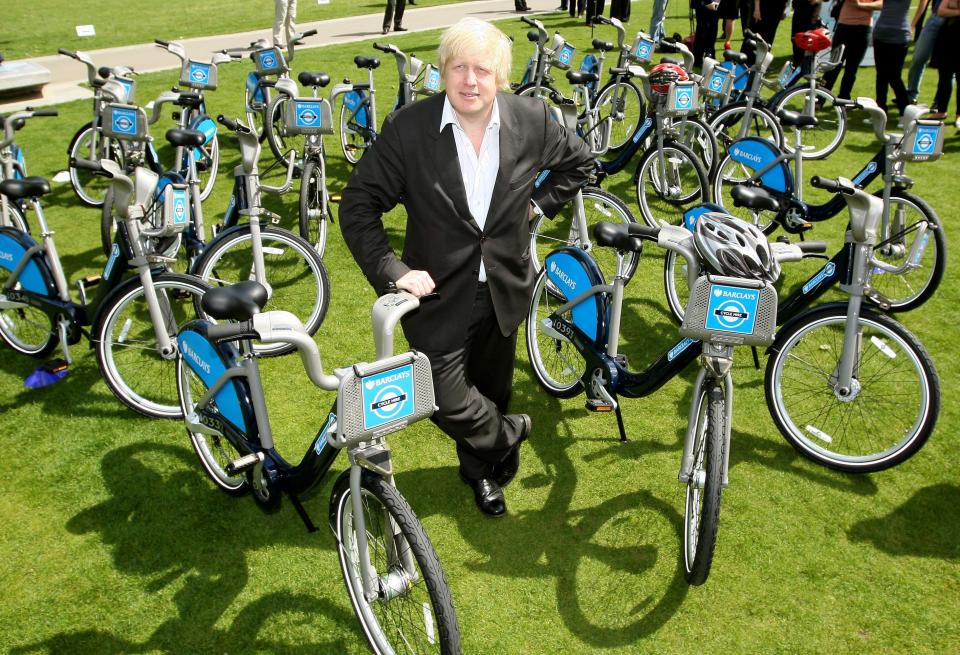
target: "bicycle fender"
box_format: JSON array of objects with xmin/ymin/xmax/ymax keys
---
[
  {"xmin": 0, "ymin": 227, "xmax": 58, "ymax": 297},
  {"xmin": 543, "ymin": 247, "xmax": 609, "ymax": 346},
  {"xmin": 727, "ymin": 137, "xmax": 792, "ymax": 194}
]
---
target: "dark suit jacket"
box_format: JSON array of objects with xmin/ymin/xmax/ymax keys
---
[{"xmin": 339, "ymin": 92, "xmax": 595, "ymax": 352}]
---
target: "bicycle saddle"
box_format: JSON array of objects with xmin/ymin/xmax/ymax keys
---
[
  {"xmin": 353, "ymin": 56, "xmax": 380, "ymax": 70},
  {"xmin": 0, "ymin": 176, "xmax": 51, "ymax": 200},
  {"xmin": 566, "ymin": 70, "xmax": 599, "ymax": 85},
  {"xmin": 591, "ymin": 39, "xmax": 614, "ymax": 52},
  {"xmin": 298, "ymin": 71, "xmax": 331, "ymax": 88},
  {"xmin": 592, "ymin": 221, "xmax": 644, "ymax": 253},
  {"xmin": 165, "ymin": 128, "xmax": 206, "ymax": 148},
  {"xmin": 97, "ymin": 66, "xmax": 113, "ymax": 79},
  {"xmin": 731, "ymin": 184, "xmax": 780, "ymax": 212},
  {"xmin": 777, "ymin": 108, "xmax": 818, "ymax": 128},
  {"xmin": 201, "ymin": 281, "xmax": 269, "ymax": 321},
  {"xmin": 526, "ymin": 30, "xmax": 541, "ymax": 42},
  {"xmin": 723, "ymin": 50, "xmax": 748, "ymax": 64}
]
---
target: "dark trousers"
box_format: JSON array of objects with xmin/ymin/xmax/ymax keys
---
[
  {"xmin": 417, "ymin": 283, "xmax": 525, "ymax": 479},
  {"xmin": 568, "ymin": 0, "xmax": 585, "ymax": 16},
  {"xmin": 822, "ymin": 23, "xmax": 870, "ymax": 100},
  {"xmin": 744, "ymin": 0, "xmax": 788, "ymax": 64},
  {"xmin": 790, "ymin": 0, "xmax": 820, "ymax": 64},
  {"xmin": 586, "ymin": 0, "xmax": 606, "ymax": 24},
  {"xmin": 610, "ymin": 0, "xmax": 631, "ymax": 20},
  {"xmin": 873, "ymin": 39, "xmax": 910, "ymax": 114},
  {"xmin": 383, "ymin": 0, "xmax": 405, "ymax": 29},
  {"xmin": 933, "ymin": 64, "xmax": 960, "ymax": 115},
  {"xmin": 694, "ymin": 5, "xmax": 721, "ymax": 67}
]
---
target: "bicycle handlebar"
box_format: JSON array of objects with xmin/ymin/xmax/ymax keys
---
[
  {"xmin": 627, "ymin": 223, "xmax": 660, "ymax": 239},
  {"xmin": 798, "ymin": 241, "xmax": 828, "ymax": 254},
  {"xmin": 207, "ymin": 320, "xmax": 259, "ymax": 342},
  {"xmin": 69, "ymin": 157, "xmax": 103, "ymax": 173},
  {"xmin": 1, "ymin": 109, "xmax": 57, "ymax": 149},
  {"xmin": 810, "ymin": 176, "xmax": 855, "ymax": 195},
  {"xmin": 155, "ymin": 38, "xmax": 170, "ymax": 46},
  {"xmin": 216, "ymin": 114, "xmax": 242, "ymax": 132},
  {"xmin": 372, "ymin": 42, "xmax": 394, "ymax": 53}
]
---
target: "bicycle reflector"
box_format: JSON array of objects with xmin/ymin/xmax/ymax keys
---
[{"xmin": 793, "ymin": 29, "xmax": 831, "ymax": 53}]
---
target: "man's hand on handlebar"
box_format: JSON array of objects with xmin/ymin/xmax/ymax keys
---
[{"xmin": 396, "ymin": 270, "xmax": 436, "ymax": 297}]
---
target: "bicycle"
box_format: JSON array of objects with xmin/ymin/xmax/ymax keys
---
[
  {"xmin": 333, "ymin": 42, "xmax": 440, "ymax": 165},
  {"xmin": 663, "ymin": 177, "xmax": 940, "ymax": 472},
  {"xmin": 1, "ymin": 110, "xmax": 50, "ymax": 232},
  {"xmin": 525, "ymin": 211, "xmax": 807, "ymax": 584},
  {"xmin": 0, "ymin": 109, "xmax": 209, "ymax": 418},
  {"xmin": 175, "ymin": 282, "xmax": 460, "ymax": 654},
  {"xmin": 59, "ymin": 48, "xmax": 136, "ymax": 207},
  {"xmin": 707, "ymin": 97, "xmax": 946, "ymax": 312}
]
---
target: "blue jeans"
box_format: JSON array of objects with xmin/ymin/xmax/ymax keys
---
[
  {"xmin": 650, "ymin": 0, "xmax": 669, "ymax": 41},
  {"xmin": 907, "ymin": 14, "xmax": 944, "ymax": 102}
]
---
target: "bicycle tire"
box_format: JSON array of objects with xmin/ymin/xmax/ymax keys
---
[
  {"xmin": 634, "ymin": 140, "xmax": 710, "ymax": 228},
  {"xmin": 194, "ymin": 132, "xmax": 220, "ymax": 202},
  {"xmin": 592, "ymin": 79, "xmax": 645, "ymax": 152},
  {"xmin": 868, "ymin": 190, "xmax": 946, "ymax": 313},
  {"xmin": 663, "ymin": 249, "xmax": 692, "ymax": 324},
  {"xmin": 0, "ymin": 245, "xmax": 57, "ymax": 357},
  {"xmin": 191, "ymin": 225, "xmax": 330, "ymax": 357},
  {"xmin": 530, "ymin": 186, "xmax": 639, "ymax": 286},
  {"xmin": 67, "ymin": 122, "xmax": 125, "ymax": 208},
  {"xmin": 764, "ymin": 303, "xmax": 939, "ymax": 473},
  {"xmin": 683, "ymin": 381, "xmax": 725, "ymax": 585},
  {"xmin": 525, "ymin": 269, "xmax": 587, "ymax": 398},
  {"xmin": 771, "ymin": 85, "xmax": 846, "ymax": 160},
  {"xmin": 176, "ymin": 354, "xmax": 249, "ymax": 496},
  {"xmin": 94, "ymin": 272, "xmax": 209, "ymax": 419},
  {"xmin": 514, "ymin": 81, "xmax": 560, "ymax": 101},
  {"xmin": 331, "ymin": 469, "xmax": 461, "ymax": 655},
  {"xmin": 340, "ymin": 96, "xmax": 372, "ymax": 165},
  {"xmin": 1, "ymin": 202, "xmax": 29, "ymax": 232},
  {"xmin": 673, "ymin": 116, "xmax": 719, "ymax": 176},
  {"xmin": 708, "ymin": 102, "xmax": 784, "ymax": 154},
  {"xmin": 299, "ymin": 158, "xmax": 330, "ymax": 257},
  {"xmin": 264, "ymin": 96, "xmax": 304, "ymax": 169}
]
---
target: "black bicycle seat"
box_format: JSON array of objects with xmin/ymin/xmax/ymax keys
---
[
  {"xmin": 723, "ymin": 50, "xmax": 748, "ymax": 65},
  {"xmin": 731, "ymin": 184, "xmax": 780, "ymax": 212},
  {"xmin": 201, "ymin": 281, "xmax": 269, "ymax": 321},
  {"xmin": 592, "ymin": 39, "xmax": 614, "ymax": 52},
  {"xmin": 298, "ymin": 71, "xmax": 331, "ymax": 88},
  {"xmin": 566, "ymin": 70, "xmax": 599, "ymax": 85},
  {"xmin": 165, "ymin": 128, "xmax": 206, "ymax": 148},
  {"xmin": 0, "ymin": 176, "xmax": 51, "ymax": 200},
  {"xmin": 777, "ymin": 108, "xmax": 819, "ymax": 128},
  {"xmin": 526, "ymin": 30, "xmax": 541, "ymax": 43},
  {"xmin": 354, "ymin": 56, "xmax": 381, "ymax": 70},
  {"xmin": 659, "ymin": 57, "xmax": 682, "ymax": 66},
  {"xmin": 593, "ymin": 221, "xmax": 644, "ymax": 253}
]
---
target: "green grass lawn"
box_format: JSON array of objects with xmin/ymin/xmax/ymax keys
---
[{"xmin": 2, "ymin": 9, "xmax": 959, "ymax": 654}]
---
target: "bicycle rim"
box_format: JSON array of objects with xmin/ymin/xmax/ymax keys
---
[
  {"xmin": 635, "ymin": 142, "xmax": 709, "ymax": 227},
  {"xmin": 683, "ymin": 382, "xmax": 724, "ymax": 585},
  {"xmin": 524, "ymin": 271, "xmax": 586, "ymax": 398}
]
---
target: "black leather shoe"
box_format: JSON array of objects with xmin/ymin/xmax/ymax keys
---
[
  {"xmin": 394, "ymin": 25, "xmax": 408, "ymax": 31},
  {"xmin": 459, "ymin": 471, "xmax": 506, "ymax": 517},
  {"xmin": 493, "ymin": 414, "xmax": 531, "ymax": 488},
  {"xmin": 382, "ymin": 27, "xmax": 389, "ymax": 34}
]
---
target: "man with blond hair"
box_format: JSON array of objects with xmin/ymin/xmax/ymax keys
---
[{"xmin": 340, "ymin": 18, "xmax": 594, "ymax": 517}]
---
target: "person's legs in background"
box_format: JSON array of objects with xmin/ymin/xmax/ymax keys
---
[{"xmin": 907, "ymin": 14, "xmax": 944, "ymax": 103}]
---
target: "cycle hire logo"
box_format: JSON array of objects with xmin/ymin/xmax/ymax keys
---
[
  {"xmin": 852, "ymin": 161, "xmax": 878, "ymax": 186},
  {"xmin": 705, "ymin": 284, "xmax": 759, "ymax": 335},
  {"xmin": 296, "ymin": 102, "xmax": 321, "ymax": 128},
  {"xmin": 112, "ymin": 108, "xmax": 137, "ymax": 135},
  {"xmin": 635, "ymin": 40, "xmax": 652, "ymax": 61},
  {"xmin": 173, "ymin": 193, "xmax": 188, "ymax": 224},
  {"xmin": 190, "ymin": 63, "xmax": 210, "ymax": 84},
  {"xmin": 361, "ymin": 364, "xmax": 415, "ymax": 430},
  {"xmin": 426, "ymin": 68, "xmax": 441, "ymax": 92},
  {"xmin": 709, "ymin": 71, "xmax": 726, "ymax": 93},
  {"xmin": 802, "ymin": 261, "xmax": 836, "ymax": 294},
  {"xmin": 260, "ymin": 51, "xmax": 277, "ymax": 69},
  {"xmin": 675, "ymin": 87, "xmax": 692, "ymax": 111}
]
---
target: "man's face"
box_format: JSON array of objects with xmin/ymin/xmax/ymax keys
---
[{"xmin": 443, "ymin": 51, "xmax": 498, "ymax": 123}]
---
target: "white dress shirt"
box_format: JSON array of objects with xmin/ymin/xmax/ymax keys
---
[{"xmin": 439, "ymin": 96, "xmax": 501, "ymax": 282}]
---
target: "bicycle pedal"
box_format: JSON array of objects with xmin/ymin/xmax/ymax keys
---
[
  {"xmin": 585, "ymin": 398, "xmax": 614, "ymax": 412},
  {"xmin": 226, "ymin": 452, "xmax": 264, "ymax": 475}
]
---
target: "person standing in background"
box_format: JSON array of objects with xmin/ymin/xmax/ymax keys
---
[
  {"xmin": 273, "ymin": 0, "xmax": 297, "ymax": 49},
  {"xmin": 929, "ymin": 0, "xmax": 960, "ymax": 126},
  {"xmin": 790, "ymin": 0, "xmax": 823, "ymax": 64},
  {"xmin": 872, "ymin": 0, "xmax": 913, "ymax": 116},
  {"xmin": 650, "ymin": 0, "xmax": 670, "ymax": 40},
  {"xmin": 383, "ymin": 0, "xmax": 408, "ymax": 34},
  {"xmin": 719, "ymin": 0, "xmax": 744, "ymax": 50},
  {"xmin": 586, "ymin": 0, "xmax": 607, "ymax": 25},
  {"xmin": 822, "ymin": 0, "xmax": 880, "ymax": 101},
  {"xmin": 744, "ymin": 0, "xmax": 788, "ymax": 63},
  {"xmin": 693, "ymin": 0, "xmax": 722, "ymax": 66},
  {"xmin": 907, "ymin": 0, "xmax": 945, "ymax": 103}
]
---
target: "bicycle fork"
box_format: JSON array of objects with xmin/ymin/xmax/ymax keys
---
[{"xmin": 679, "ymin": 348, "xmax": 733, "ymax": 489}]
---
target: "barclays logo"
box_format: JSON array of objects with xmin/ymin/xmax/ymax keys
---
[
  {"xmin": 364, "ymin": 370, "xmax": 411, "ymax": 390},
  {"xmin": 731, "ymin": 147, "xmax": 762, "ymax": 164},
  {"xmin": 0, "ymin": 250, "xmax": 13, "ymax": 263},
  {"xmin": 548, "ymin": 261, "xmax": 576, "ymax": 291},
  {"xmin": 713, "ymin": 288, "xmax": 755, "ymax": 300},
  {"xmin": 181, "ymin": 339, "xmax": 211, "ymax": 375}
]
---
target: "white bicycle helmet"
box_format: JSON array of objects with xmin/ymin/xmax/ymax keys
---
[{"xmin": 693, "ymin": 212, "xmax": 781, "ymax": 283}]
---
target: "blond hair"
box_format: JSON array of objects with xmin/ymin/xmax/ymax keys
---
[{"xmin": 438, "ymin": 18, "xmax": 513, "ymax": 90}]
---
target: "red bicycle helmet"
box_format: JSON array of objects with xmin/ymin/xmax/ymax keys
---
[
  {"xmin": 793, "ymin": 28, "xmax": 832, "ymax": 54},
  {"xmin": 648, "ymin": 62, "xmax": 688, "ymax": 95}
]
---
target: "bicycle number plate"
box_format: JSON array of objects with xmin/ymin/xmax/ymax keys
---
[
  {"xmin": 680, "ymin": 276, "xmax": 777, "ymax": 346},
  {"xmin": 630, "ymin": 35, "xmax": 654, "ymax": 63},
  {"xmin": 284, "ymin": 97, "xmax": 334, "ymax": 135},
  {"xmin": 557, "ymin": 43, "xmax": 576, "ymax": 70},
  {"xmin": 333, "ymin": 352, "xmax": 436, "ymax": 448},
  {"xmin": 180, "ymin": 60, "xmax": 218, "ymax": 91},
  {"xmin": 421, "ymin": 64, "xmax": 441, "ymax": 96},
  {"xmin": 900, "ymin": 119, "xmax": 944, "ymax": 162},
  {"xmin": 254, "ymin": 46, "xmax": 286, "ymax": 75},
  {"xmin": 102, "ymin": 103, "xmax": 148, "ymax": 141}
]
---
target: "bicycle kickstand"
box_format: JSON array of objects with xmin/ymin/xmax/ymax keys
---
[
  {"xmin": 614, "ymin": 402, "xmax": 628, "ymax": 444},
  {"xmin": 288, "ymin": 494, "xmax": 319, "ymax": 533}
]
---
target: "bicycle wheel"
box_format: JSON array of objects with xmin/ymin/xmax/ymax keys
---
[
  {"xmin": 1, "ymin": 202, "xmax": 28, "ymax": 232},
  {"xmin": 708, "ymin": 103, "xmax": 784, "ymax": 154},
  {"xmin": 176, "ymin": 354, "xmax": 249, "ymax": 496},
  {"xmin": 194, "ymin": 132, "xmax": 220, "ymax": 202},
  {"xmin": 593, "ymin": 79, "xmax": 644, "ymax": 152},
  {"xmin": 765, "ymin": 304, "xmax": 939, "ymax": 473},
  {"xmin": 530, "ymin": 186, "xmax": 639, "ymax": 286},
  {"xmin": 245, "ymin": 86, "xmax": 269, "ymax": 144},
  {"xmin": 265, "ymin": 96, "xmax": 304, "ymax": 169},
  {"xmin": 299, "ymin": 158, "xmax": 330, "ymax": 257},
  {"xmin": 332, "ymin": 469, "xmax": 461, "ymax": 655},
  {"xmin": 94, "ymin": 272, "xmax": 209, "ymax": 418},
  {"xmin": 772, "ymin": 85, "xmax": 846, "ymax": 160},
  {"xmin": 514, "ymin": 81, "xmax": 559, "ymax": 101},
  {"xmin": 67, "ymin": 123, "xmax": 125, "ymax": 208},
  {"xmin": 683, "ymin": 381, "xmax": 725, "ymax": 586},
  {"xmin": 663, "ymin": 249, "xmax": 695, "ymax": 323},
  {"xmin": 192, "ymin": 225, "xmax": 330, "ymax": 356},
  {"xmin": 340, "ymin": 97, "xmax": 372, "ymax": 165},
  {"xmin": 0, "ymin": 255, "xmax": 56, "ymax": 357},
  {"xmin": 673, "ymin": 116, "xmax": 719, "ymax": 176},
  {"xmin": 868, "ymin": 190, "xmax": 946, "ymax": 313},
  {"xmin": 525, "ymin": 269, "xmax": 587, "ymax": 398},
  {"xmin": 710, "ymin": 153, "xmax": 780, "ymax": 233},
  {"xmin": 634, "ymin": 140, "xmax": 709, "ymax": 228}
]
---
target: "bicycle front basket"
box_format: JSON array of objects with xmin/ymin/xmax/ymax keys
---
[
  {"xmin": 680, "ymin": 275, "xmax": 778, "ymax": 346},
  {"xmin": 663, "ymin": 80, "xmax": 700, "ymax": 118},
  {"xmin": 897, "ymin": 119, "xmax": 944, "ymax": 163},
  {"xmin": 420, "ymin": 63, "xmax": 441, "ymax": 96},
  {"xmin": 628, "ymin": 33, "xmax": 655, "ymax": 63},
  {"xmin": 700, "ymin": 59, "xmax": 731, "ymax": 98},
  {"xmin": 332, "ymin": 351, "xmax": 436, "ymax": 449},
  {"xmin": 253, "ymin": 46, "xmax": 286, "ymax": 76},
  {"xmin": 152, "ymin": 182, "xmax": 191, "ymax": 237},
  {"xmin": 283, "ymin": 97, "xmax": 334, "ymax": 135},
  {"xmin": 179, "ymin": 60, "xmax": 218, "ymax": 91},
  {"xmin": 102, "ymin": 103, "xmax": 149, "ymax": 141}
]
